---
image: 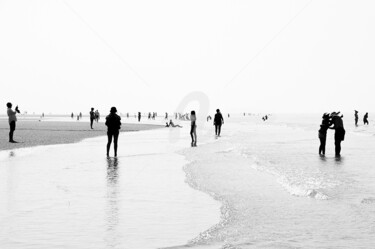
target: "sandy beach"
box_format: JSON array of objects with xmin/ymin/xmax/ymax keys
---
[{"xmin": 0, "ymin": 116, "xmax": 163, "ymax": 151}]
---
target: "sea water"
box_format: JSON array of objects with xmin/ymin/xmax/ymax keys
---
[
  {"xmin": 0, "ymin": 128, "xmax": 220, "ymax": 249},
  {"xmin": 174, "ymin": 113, "xmax": 375, "ymax": 249},
  {"xmin": 1, "ymin": 114, "xmax": 375, "ymax": 249}
]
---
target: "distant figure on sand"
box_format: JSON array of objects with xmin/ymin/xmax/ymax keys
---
[
  {"xmin": 214, "ymin": 109, "xmax": 224, "ymax": 137},
  {"xmin": 363, "ymin": 112, "xmax": 369, "ymax": 125},
  {"xmin": 95, "ymin": 110, "xmax": 100, "ymax": 122},
  {"xmin": 71, "ymin": 112, "xmax": 74, "ymax": 119},
  {"xmin": 6, "ymin": 102, "xmax": 20, "ymax": 143},
  {"xmin": 138, "ymin": 112, "xmax": 141, "ymax": 122},
  {"xmin": 329, "ymin": 112, "xmax": 345, "ymax": 157},
  {"xmin": 105, "ymin": 107, "xmax": 121, "ymax": 157},
  {"xmin": 165, "ymin": 119, "xmax": 182, "ymax": 128},
  {"xmin": 90, "ymin": 108, "xmax": 95, "ymax": 129},
  {"xmin": 318, "ymin": 113, "xmax": 331, "ymax": 155},
  {"xmin": 354, "ymin": 110, "xmax": 359, "ymax": 126},
  {"xmin": 190, "ymin": 110, "xmax": 197, "ymax": 147}
]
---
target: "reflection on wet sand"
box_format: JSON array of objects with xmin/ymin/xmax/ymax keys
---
[{"xmin": 106, "ymin": 157, "xmax": 120, "ymax": 248}]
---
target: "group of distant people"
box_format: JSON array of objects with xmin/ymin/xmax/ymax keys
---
[
  {"xmin": 166, "ymin": 109, "xmax": 224, "ymax": 147},
  {"xmin": 354, "ymin": 110, "xmax": 369, "ymax": 126},
  {"xmin": 6, "ymin": 102, "xmax": 370, "ymax": 158},
  {"xmin": 89, "ymin": 108, "xmax": 100, "ymax": 129}
]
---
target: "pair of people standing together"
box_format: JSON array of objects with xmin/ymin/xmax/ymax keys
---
[
  {"xmin": 189, "ymin": 109, "xmax": 224, "ymax": 147},
  {"xmin": 318, "ymin": 112, "xmax": 345, "ymax": 157}
]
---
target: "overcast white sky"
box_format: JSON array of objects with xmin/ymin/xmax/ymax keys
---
[{"xmin": 1, "ymin": 0, "xmax": 374, "ymax": 115}]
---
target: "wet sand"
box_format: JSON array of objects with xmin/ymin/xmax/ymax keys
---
[{"xmin": 0, "ymin": 119, "xmax": 163, "ymax": 151}]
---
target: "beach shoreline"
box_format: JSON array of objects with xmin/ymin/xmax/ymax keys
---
[
  {"xmin": 0, "ymin": 118, "xmax": 164, "ymax": 151},
  {"xmin": 0, "ymin": 125, "xmax": 221, "ymax": 249}
]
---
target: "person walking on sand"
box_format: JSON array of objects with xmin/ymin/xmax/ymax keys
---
[
  {"xmin": 90, "ymin": 108, "xmax": 95, "ymax": 129},
  {"xmin": 105, "ymin": 107, "xmax": 121, "ymax": 157},
  {"xmin": 363, "ymin": 112, "xmax": 369, "ymax": 125},
  {"xmin": 318, "ymin": 113, "xmax": 331, "ymax": 156},
  {"xmin": 329, "ymin": 112, "xmax": 345, "ymax": 157},
  {"xmin": 6, "ymin": 102, "xmax": 20, "ymax": 143},
  {"xmin": 138, "ymin": 112, "xmax": 141, "ymax": 122},
  {"xmin": 190, "ymin": 110, "xmax": 197, "ymax": 147},
  {"xmin": 214, "ymin": 109, "xmax": 224, "ymax": 137},
  {"xmin": 354, "ymin": 110, "xmax": 359, "ymax": 126}
]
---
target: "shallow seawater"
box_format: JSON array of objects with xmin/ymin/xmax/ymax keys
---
[
  {"xmin": 176, "ymin": 113, "xmax": 375, "ymax": 249},
  {"xmin": 0, "ymin": 128, "xmax": 220, "ymax": 249},
  {"xmin": 1, "ymin": 113, "xmax": 375, "ymax": 249}
]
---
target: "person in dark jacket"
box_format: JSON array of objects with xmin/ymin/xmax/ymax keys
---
[
  {"xmin": 329, "ymin": 112, "xmax": 345, "ymax": 157},
  {"xmin": 213, "ymin": 109, "xmax": 224, "ymax": 137},
  {"xmin": 363, "ymin": 112, "xmax": 369, "ymax": 125},
  {"xmin": 105, "ymin": 107, "xmax": 121, "ymax": 157},
  {"xmin": 318, "ymin": 113, "xmax": 331, "ymax": 155},
  {"xmin": 354, "ymin": 110, "xmax": 359, "ymax": 126}
]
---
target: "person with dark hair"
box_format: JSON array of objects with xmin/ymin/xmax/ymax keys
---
[
  {"xmin": 318, "ymin": 113, "xmax": 331, "ymax": 155},
  {"xmin": 214, "ymin": 109, "xmax": 224, "ymax": 137},
  {"xmin": 6, "ymin": 102, "xmax": 20, "ymax": 143},
  {"xmin": 329, "ymin": 112, "xmax": 345, "ymax": 157},
  {"xmin": 363, "ymin": 112, "xmax": 369, "ymax": 125},
  {"xmin": 354, "ymin": 110, "xmax": 359, "ymax": 126},
  {"xmin": 190, "ymin": 110, "xmax": 197, "ymax": 147},
  {"xmin": 105, "ymin": 107, "xmax": 121, "ymax": 157},
  {"xmin": 89, "ymin": 108, "xmax": 95, "ymax": 129}
]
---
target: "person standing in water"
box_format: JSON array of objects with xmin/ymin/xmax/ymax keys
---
[
  {"xmin": 90, "ymin": 108, "xmax": 95, "ymax": 129},
  {"xmin": 105, "ymin": 107, "xmax": 121, "ymax": 157},
  {"xmin": 329, "ymin": 112, "xmax": 345, "ymax": 157},
  {"xmin": 214, "ymin": 109, "xmax": 224, "ymax": 137},
  {"xmin": 354, "ymin": 110, "xmax": 359, "ymax": 126},
  {"xmin": 318, "ymin": 113, "xmax": 331, "ymax": 156},
  {"xmin": 363, "ymin": 112, "xmax": 369, "ymax": 125},
  {"xmin": 6, "ymin": 102, "xmax": 20, "ymax": 143},
  {"xmin": 190, "ymin": 110, "xmax": 197, "ymax": 147}
]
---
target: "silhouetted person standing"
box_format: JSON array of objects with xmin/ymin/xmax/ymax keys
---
[
  {"xmin": 214, "ymin": 109, "xmax": 224, "ymax": 137},
  {"xmin": 318, "ymin": 113, "xmax": 330, "ymax": 155},
  {"xmin": 329, "ymin": 112, "xmax": 345, "ymax": 157},
  {"xmin": 6, "ymin": 102, "xmax": 20, "ymax": 143},
  {"xmin": 363, "ymin": 112, "xmax": 369, "ymax": 125},
  {"xmin": 190, "ymin": 110, "xmax": 197, "ymax": 147},
  {"xmin": 106, "ymin": 107, "xmax": 121, "ymax": 157},
  {"xmin": 138, "ymin": 112, "xmax": 141, "ymax": 122},
  {"xmin": 90, "ymin": 108, "xmax": 95, "ymax": 129},
  {"xmin": 354, "ymin": 110, "xmax": 359, "ymax": 126}
]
